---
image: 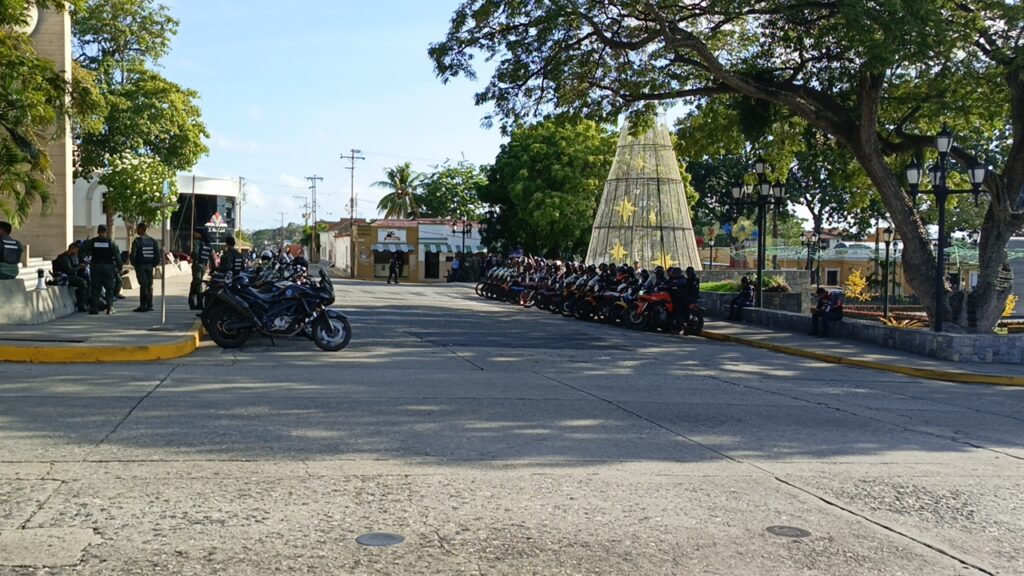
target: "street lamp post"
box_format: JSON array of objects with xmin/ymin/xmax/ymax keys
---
[
  {"xmin": 882, "ymin": 226, "xmax": 894, "ymax": 319},
  {"xmin": 451, "ymin": 218, "xmax": 473, "ymax": 282},
  {"xmin": 905, "ymin": 126, "xmax": 988, "ymax": 333},
  {"xmin": 709, "ymin": 237, "xmax": 716, "ymax": 268},
  {"xmin": 731, "ymin": 157, "xmax": 785, "ymax": 308}
]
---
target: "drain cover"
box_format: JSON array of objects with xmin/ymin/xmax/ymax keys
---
[
  {"xmin": 766, "ymin": 525, "xmax": 811, "ymax": 539},
  {"xmin": 356, "ymin": 532, "xmax": 405, "ymax": 547}
]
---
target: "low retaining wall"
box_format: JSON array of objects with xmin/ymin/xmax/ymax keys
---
[
  {"xmin": 705, "ymin": 300, "xmax": 1024, "ymax": 364},
  {"xmin": 0, "ymin": 280, "xmax": 76, "ymax": 325},
  {"xmin": 701, "ymin": 291, "xmax": 807, "ymax": 314}
]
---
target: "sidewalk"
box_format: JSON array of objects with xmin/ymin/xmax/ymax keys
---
[
  {"xmin": 0, "ymin": 274, "xmax": 202, "ymax": 363},
  {"xmin": 702, "ymin": 320, "xmax": 1024, "ymax": 387}
]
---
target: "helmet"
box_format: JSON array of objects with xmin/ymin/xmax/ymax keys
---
[
  {"xmin": 260, "ymin": 249, "xmax": 273, "ymax": 262},
  {"xmin": 232, "ymin": 274, "xmax": 250, "ymax": 290}
]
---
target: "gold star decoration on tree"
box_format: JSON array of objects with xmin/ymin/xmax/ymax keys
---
[
  {"xmin": 614, "ymin": 198, "xmax": 637, "ymax": 223},
  {"xmin": 651, "ymin": 252, "xmax": 677, "ymax": 269},
  {"xmin": 609, "ymin": 242, "xmax": 628, "ymax": 262},
  {"xmin": 648, "ymin": 210, "xmax": 658, "ymax": 226}
]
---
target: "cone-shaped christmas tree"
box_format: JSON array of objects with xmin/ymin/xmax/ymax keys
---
[{"xmin": 585, "ymin": 122, "xmax": 701, "ymax": 270}]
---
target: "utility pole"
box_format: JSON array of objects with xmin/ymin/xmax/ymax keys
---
[
  {"xmin": 277, "ymin": 211, "xmax": 287, "ymax": 252},
  {"xmin": 341, "ymin": 149, "xmax": 364, "ymax": 277},
  {"xmin": 237, "ymin": 177, "xmax": 246, "ymax": 233},
  {"xmin": 305, "ymin": 175, "xmax": 324, "ymax": 263}
]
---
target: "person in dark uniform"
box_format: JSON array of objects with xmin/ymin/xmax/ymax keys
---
[
  {"xmin": 130, "ymin": 222, "xmax": 161, "ymax": 312},
  {"xmin": 53, "ymin": 242, "xmax": 89, "ymax": 311},
  {"xmin": 82, "ymin": 224, "xmax": 121, "ymax": 315},
  {"xmin": 810, "ymin": 287, "xmax": 845, "ymax": 336},
  {"xmin": 0, "ymin": 221, "xmax": 23, "ymax": 280},
  {"xmin": 217, "ymin": 235, "xmax": 244, "ymax": 277},
  {"xmin": 189, "ymin": 228, "xmax": 212, "ymax": 310},
  {"xmin": 727, "ymin": 276, "xmax": 755, "ymax": 320},
  {"xmin": 387, "ymin": 252, "xmax": 399, "ymax": 282}
]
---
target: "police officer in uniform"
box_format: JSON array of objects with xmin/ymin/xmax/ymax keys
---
[
  {"xmin": 189, "ymin": 228, "xmax": 212, "ymax": 310},
  {"xmin": 217, "ymin": 235, "xmax": 244, "ymax": 277},
  {"xmin": 82, "ymin": 224, "xmax": 122, "ymax": 315},
  {"xmin": 0, "ymin": 221, "xmax": 23, "ymax": 280},
  {"xmin": 130, "ymin": 222, "xmax": 161, "ymax": 312},
  {"xmin": 53, "ymin": 242, "xmax": 89, "ymax": 311}
]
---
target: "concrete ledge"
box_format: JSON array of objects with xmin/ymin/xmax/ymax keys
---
[
  {"xmin": 702, "ymin": 329, "xmax": 1024, "ymax": 387},
  {"xmin": 0, "ymin": 280, "xmax": 76, "ymax": 325},
  {"xmin": 0, "ymin": 320, "xmax": 204, "ymax": 363},
  {"xmin": 704, "ymin": 298, "xmax": 1024, "ymax": 364}
]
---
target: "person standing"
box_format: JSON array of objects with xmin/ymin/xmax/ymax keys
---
[
  {"xmin": 130, "ymin": 222, "xmax": 161, "ymax": 312},
  {"xmin": 0, "ymin": 221, "xmax": 23, "ymax": 280},
  {"xmin": 189, "ymin": 228, "xmax": 212, "ymax": 310},
  {"xmin": 82, "ymin": 224, "xmax": 121, "ymax": 315},
  {"xmin": 450, "ymin": 256, "xmax": 461, "ymax": 282},
  {"xmin": 387, "ymin": 252, "xmax": 400, "ymax": 284},
  {"xmin": 53, "ymin": 242, "xmax": 89, "ymax": 312},
  {"xmin": 217, "ymin": 236, "xmax": 244, "ymax": 277}
]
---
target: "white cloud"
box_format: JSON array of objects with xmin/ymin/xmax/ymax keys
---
[
  {"xmin": 247, "ymin": 106, "xmax": 264, "ymax": 121},
  {"xmin": 209, "ymin": 132, "xmax": 263, "ymax": 153},
  {"xmin": 242, "ymin": 183, "xmax": 269, "ymax": 210},
  {"xmin": 279, "ymin": 174, "xmax": 307, "ymax": 189}
]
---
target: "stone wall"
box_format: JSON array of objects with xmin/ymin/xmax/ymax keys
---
[
  {"xmin": 701, "ymin": 291, "xmax": 807, "ymax": 315},
  {"xmin": 705, "ymin": 303, "xmax": 1024, "ymax": 364},
  {"xmin": 0, "ymin": 280, "xmax": 76, "ymax": 325}
]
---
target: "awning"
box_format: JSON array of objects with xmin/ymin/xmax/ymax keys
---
[
  {"xmin": 421, "ymin": 243, "xmax": 449, "ymax": 253},
  {"xmin": 372, "ymin": 243, "xmax": 411, "ymax": 253}
]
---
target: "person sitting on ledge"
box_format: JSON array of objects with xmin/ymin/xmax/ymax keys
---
[
  {"xmin": 0, "ymin": 221, "xmax": 23, "ymax": 280},
  {"xmin": 727, "ymin": 276, "xmax": 755, "ymax": 320},
  {"xmin": 810, "ymin": 287, "xmax": 844, "ymax": 337}
]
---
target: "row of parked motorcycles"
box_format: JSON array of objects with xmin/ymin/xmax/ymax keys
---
[
  {"xmin": 475, "ymin": 266, "xmax": 705, "ymax": 336},
  {"xmin": 200, "ymin": 256, "xmax": 352, "ymax": 351}
]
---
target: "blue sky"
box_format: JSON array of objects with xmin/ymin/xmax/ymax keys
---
[{"xmin": 160, "ymin": 0, "xmax": 505, "ymax": 231}]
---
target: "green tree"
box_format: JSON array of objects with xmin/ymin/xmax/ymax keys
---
[
  {"xmin": 431, "ymin": 0, "xmax": 1024, "ymax": 332},
  {"xmin": 481, "ymin": 117, "xmax": 615, "ymax": 259},
  {"xmin": 418, "ymin": 161, "xmax": 486, "ymax": 219},
  {"xmin": 99, "ymin": 151, "xmax": 178, "ymax": 243},
  {"xmin": 373, "ymin": 162, "xmax": 424, "ymax": 219},
  {"xmin": 72, "ymin": 0, "xmax": 208, "ymax": 227},
  {"xmin": 0, "ymin": 1, "xmax": 73, "ymax": 226}
]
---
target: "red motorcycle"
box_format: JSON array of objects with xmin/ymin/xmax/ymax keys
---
[{"xmin": 629, "ymin": 289, "xmax": 704, "ymax": 335}]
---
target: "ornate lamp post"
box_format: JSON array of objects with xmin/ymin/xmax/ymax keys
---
[
  {"xmin": 882, "ymin": 226, "xmax": 894, "ymax": 319},
  {"xmin": 905, "ymin": 126, "xmax": 988, "ymax": 332},
  {"xmin": 708, "ymin": 237, "xmax": 716, "ymax": 268},
  {"xmin": 731, "ymin": 157, "xmax": 785, "ymax": 308}
]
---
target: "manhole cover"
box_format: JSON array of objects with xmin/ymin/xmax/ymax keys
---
[
  {"xmin": 766, "ymin": 525, "xmax": 811, "ymax": 539},
  {"xmin": 356, "ymin": 532, "xmax": 405, "ymax": 547}
]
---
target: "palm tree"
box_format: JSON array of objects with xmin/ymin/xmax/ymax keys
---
[{"xmin": 373, "ymin": 162, "xmax": 424, "ymax": 219}]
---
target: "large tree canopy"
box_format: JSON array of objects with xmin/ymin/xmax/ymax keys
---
[
  {"xmin": 417, "ymin": 161, "xmax": 487, "ymax": 219},
  {"xmin": 373, "ymin": 162, "xmax": 424, "ymax": 219},
  {"xmin": 481, "ymin": 117, "xmax": 615, "ymax": 259},
  {"xmin": 0, "ymin": 0, "xmax": 75, "ymax": 226},
  {"xmin": 72, "ymin": 0, "xmax": 208, "ymax": 227},
  {"xmin": 431, "ymin": 0, "xmax": 1024, "ymax": 332}
]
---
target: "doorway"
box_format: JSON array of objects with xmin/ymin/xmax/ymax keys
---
[{"xmin": 425, "ymin": 252, "xmax": 440, "ymax": 279}]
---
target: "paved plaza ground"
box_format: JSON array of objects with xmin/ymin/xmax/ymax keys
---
[{"xmin": 1, "ymin": 280, "xmax": 1022, "ymax": 575}]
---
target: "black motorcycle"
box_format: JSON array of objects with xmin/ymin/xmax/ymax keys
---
[{"xmin": 203, "ymin": 268, "xmax": 352, "ymax": 351}]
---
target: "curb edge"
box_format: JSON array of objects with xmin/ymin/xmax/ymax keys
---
[
  {"xmin": 701, "ymin": 330, "xmax": 1024, "ymax": 387},
  {"xmin": 0, "ymin": 320, "xmax": 204, "ymax": 364}
]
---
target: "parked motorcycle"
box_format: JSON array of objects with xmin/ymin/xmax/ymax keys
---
[{"xmin": 202, "ymin": 268, "xmax": 352, "ymax": 351}]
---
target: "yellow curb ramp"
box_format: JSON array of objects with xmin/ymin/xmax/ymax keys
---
[
  {"xmin": 701, "ymin": 330, "xmax": 1024, "ymax": 387},
  {"xmin": 0, "ymin": 320, "xmax": 204, "ymax": 364}
]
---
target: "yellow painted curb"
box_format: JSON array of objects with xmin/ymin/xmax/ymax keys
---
[
  {"xmin": 701, "ymin": 330, "xmax": 1024, "ymax": 387},
  {"xmin": 0, "ymin": 320, "xmax": 204, "ymax": 364}
]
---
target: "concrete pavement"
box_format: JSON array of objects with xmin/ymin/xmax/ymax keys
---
[
  {"xmin": 1, "ymin": 281, "xmax": 1022, "ymax": 574},
  {"xmin": 0, "ymin": 274, "xmax": 201, "ymax": 363}
]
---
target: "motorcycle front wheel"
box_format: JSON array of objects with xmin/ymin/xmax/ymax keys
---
[{"xmin": 312, "ymin": 314, "xmax": 352, "ymax": 351}]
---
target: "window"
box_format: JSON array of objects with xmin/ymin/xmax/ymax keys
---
[{"xmin": 826, "ymin": 269, "xmax": 840, "ymax": 286}]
